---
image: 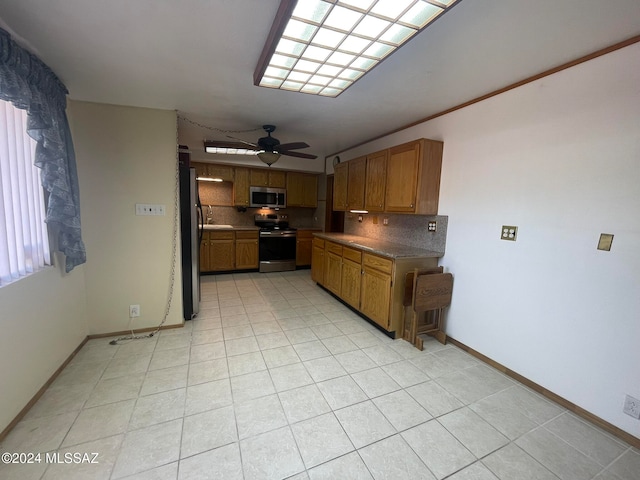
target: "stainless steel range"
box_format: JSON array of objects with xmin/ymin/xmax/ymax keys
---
[{"xmin": 254, "ymin": 214, "xmax": 297, "ymax": 273}]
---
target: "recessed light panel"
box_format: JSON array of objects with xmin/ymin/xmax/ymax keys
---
[{"xmin": 255, "ymin": 0, "xmax": 459, "ymax": 97}]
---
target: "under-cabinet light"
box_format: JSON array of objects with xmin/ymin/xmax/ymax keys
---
[
  {"xmin": 254, "ymin": 0, "xmax": 459, "ymax": 97},
  {"xmin": 197, "ymin": 177, "xmax": 224, "ymax": 182}
]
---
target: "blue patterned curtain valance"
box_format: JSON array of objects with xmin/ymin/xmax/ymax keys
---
[{"xmin": 0, "ymin": 28, "xmax": 86, "ymax": 272}]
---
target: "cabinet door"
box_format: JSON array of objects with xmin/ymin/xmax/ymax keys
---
[
  {"xmin": 210, "ymin": 232, "xmax": 235, "ymax": 271},
  {"xmin": 360, "ymin": 267, "xmax": 392, "ymax": 329},
  {"xmin": 365, "ymin": 150, "xmax": 388, "ymax": 212},
  {"xmin": 208, "ymin": 164, "xmax": 234, "ymax": 182},
  {"xmin": 296, "ymin": 233, "xmax": 313, "ymax": 266},
  {"xmin": 269, "ymin": 171, "xmax": 286, "ymax": 188},
  {"xmin": 193, "ymin": 162, "xmax": 208, "ymax": 178},
  {"xmin": 302, "ymin": 174, "xmax": 318, "ymax": 208},
  {"xmin": 235, "ymin": 238, "xmax": 258, "ymax": 269},
  {"xmin": 286, "ymin": 172, "xmax": 304, "ymax": 207},
  {"xmin": 347, "ymin": 157, "xmax": 366, "ymax": 211},
  {"xmin": 385, "ymin": 141, "xmax": 420, "ymax": 213},
  {"xmin": 324, "ymin": 250, "xmax": 342, "ymax": 295},
  {"xmin": 250, "ymin": 169, "xmax": 268, "ymax": 186},
  {"xmin": 200, "ymin": 232, "xmax": 211, "ymax": 272},
  {"xmin": 233, "ymin": 167, "xmax": 250, "ymax": 206},
  {"xmin": 333, "ymin": 162, "xmax": 348, "ymax": 211},
  {"xmin": 311, "ymin": 239, "xmax": 325, "ymax": 284},
  {"xmin": 341, "ymin": 259, "xmax": 361, "ymax": 309}
]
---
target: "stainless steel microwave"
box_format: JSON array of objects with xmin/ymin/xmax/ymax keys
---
[{"xmin": 250, "ymin": 186, "xmax": 286, "ymax": 209}]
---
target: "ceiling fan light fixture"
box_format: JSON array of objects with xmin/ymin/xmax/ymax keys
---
[
  {"xmin": 254, "ymin": 0, "xmax": 459, "ymax": 97},
  {"xmin": 257, "ymin": 151, "xmax": 281, "ymax": 166}
]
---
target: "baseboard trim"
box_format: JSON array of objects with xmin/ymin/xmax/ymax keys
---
[
  {"xmin": 87, "ymin": 322, "xmax": 184, "ymax": 339},
  {"xmin": 447, "ymin": 337, "xmax": 640, "ymax": 449},
  {"xmin": 0, "ymin": 336, "xmax": 89, "ymax": 443}
]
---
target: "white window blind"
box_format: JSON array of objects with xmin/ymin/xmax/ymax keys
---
[{"xmin": 0, "ymin": 99, "xmax": 51, "ymax": 286}]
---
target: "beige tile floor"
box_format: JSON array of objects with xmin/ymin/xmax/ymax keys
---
[{"xmin": 1, "ymin": 270, "xmax": 639, "ymax": 480}]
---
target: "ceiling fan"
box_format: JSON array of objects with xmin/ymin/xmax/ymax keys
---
[{"xmin": 204, "ymin": 125, "xmax": 317, "ymax": 166}]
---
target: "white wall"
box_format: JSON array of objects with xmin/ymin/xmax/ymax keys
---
[
  {"xmin": 0, "ymin": 253, "xmax": 88, "ymax": 433},
  {"xmin": 68, "ymin": 101, "xmax": 183, "ymax": 334},
  {"xmin": 338, "ymin": 43, "xmax": 640, "ymax": 438}
]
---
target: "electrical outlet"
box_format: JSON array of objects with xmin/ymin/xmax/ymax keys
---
[
  {"xmin": 129, "ymin": 304, "xmax": 140, "ymax": 318},
  {"xmin": 623, "ymin": 394, "xmax": 640, "ymax": 419},
  {"xmin": 501, "ymin": 225, "xmax": 518, "ymax": 241},
  {"xmin": 428, "ymin": 221, "xmax": 437, "ymax": 232},
  {"xmin": 383, "ymin": 217, "xmax": 389, "ymax": 226}
]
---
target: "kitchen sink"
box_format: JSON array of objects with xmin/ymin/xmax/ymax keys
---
[{"xmin": 203, "ymin": 224, "xmax": 233, "ymax": 229}]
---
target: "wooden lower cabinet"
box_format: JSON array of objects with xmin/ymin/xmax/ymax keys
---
[
  {"xmin": 200, "ymin": 230, "xmax": 258, "ymax": 272},
  {"xmin": 296, "ymin": 229, "xmax": 319, "ymax": 266},
  {"xmin": 209, "ymin": 231, "xmax": 235, "ymax": 271},
  {"xmin": 324, "ymin": 247, "xmax": 343, "ymax": 296},
  {"xmin": 360, "ymin": 265, "xmax": 392, "ymax": 329},
  {"xmin": 311, "ymin": 238, "xmax": 325, "ymax": 283},
  {"xmin": 311, "ymin": 235, "xmax": 438, "ymax": 336},
  {"xmin": 235, "ymin": 231, "xmax": 258, "ymax": 270}
]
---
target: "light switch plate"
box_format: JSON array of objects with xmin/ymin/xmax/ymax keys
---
[
  {"xmin": 597, "ymin": 233, "xmax": 614, "ymax": 251},
  {"xmin": 501, "ymin": 225, "xmax": 518, "ymax": 241}
]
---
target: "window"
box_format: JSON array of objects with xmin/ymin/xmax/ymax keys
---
[{"xmin": 0, "ymin": 99, "xmax": 51, "ymax": 286}]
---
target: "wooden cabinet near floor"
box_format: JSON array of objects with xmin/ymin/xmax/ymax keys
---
[
  {"xmin": 311, "ymin": 233, "xmax": 439, "ymax": 336},
  {"xmin": 296, "ymin": 229, "xmax": 319, "ymax": 267},
  {"xmin": 340, "ymin": 246, "xmax": 362, "ymax": 309},
  {"xmin": 323, "ymin": 241, "xmax": 343, "ymax": 296},
  {"xmin": 200, "ymin": 229, "xmax": 259, "ymax": 272},
  {"xmin": 311, "ymin": 238, "xmax": 325, "ymax": 284},
  {"xmin": 208, "ymin": 231, "xmax": 235, "ymax": 271},
  {"xmin": 360, "ymin": 253, "xmax": 393, "ymax": 330},
  {"xmin": 235, "ymin": 231, "xmax": 259, "ymax": 270}
]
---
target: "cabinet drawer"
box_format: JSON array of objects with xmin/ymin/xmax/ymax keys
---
[
  {"xmin": 326, "ymin": 241, "xmax": 343, "ymax": 256},
  {"xmin": 210, "ymin": 231, "xmax": 234, "ymax": 240},
  {"xmin": 297, "ymin": 229, "xmax": 318, "ymax": 239},
  {"xmin": 313, "ymin": 237, "xmax": 324, "ymax": 249},
  {"xmin": 235, "ymin": 230, "xmax": 258, "ymax": 239},
  {"xmin": 342, "ymin": 247, "xmax": 362, "ymax": 264},
  {"xmin": 362, "ymin": 252, "xmax": 393, "ymax": 274}
]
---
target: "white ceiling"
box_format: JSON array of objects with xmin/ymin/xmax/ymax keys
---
[{"xmin": 1, "ymin": 0, "xmax": 639, "ymax": 168}]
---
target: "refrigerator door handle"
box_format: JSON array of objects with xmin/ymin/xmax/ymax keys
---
[{"xmin": 197, "ymin": 203, "xmax": 204, "ymax": 244}]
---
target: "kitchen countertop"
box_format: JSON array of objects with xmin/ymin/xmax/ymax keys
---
[
  {"xmin": 313, "ymin": 232, "xmax": 443, "ymax": 259},
  {"xmin": 202, "ymin": 225, "xmax": 259, "ymax": 231}
]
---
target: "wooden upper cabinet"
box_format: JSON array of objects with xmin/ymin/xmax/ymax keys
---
[
  {"xmin": 207, "ymin": 164, "xmax": 234, "ymax": 182},
  {"xmin": 269, "ymin": 170, "xmax": 286, "ymax": 188},
  {"xmin": 346, "ymin": 156, "xmax": 366, "ymax": 211},
  {"xmin": 385, "ymin": 139, "xmax": 442, "ymax": 214},
  {"xmin": 250, "ymin": 169, "xmax": 268, "ymax": 186},
  {"xmin": 287, "ymin": 172, "xmax": 318, "ymax": 208},
  {"xmin": 364, "ymin": 150, "xmax": 387, "ymax": 212},
  {"xmin": 250, "ymin": 169, "xmax": 286, "ymax": 188},
  {"xmin": 333, "ymin": 162, "xmax": 348, "ymax": 211},
  {"xmin": 233, "ymin": 167, "xmax": 250, "ymax": 206},
  {"xmin": 193, "ymin": 162, "xmax": 208, "ymax": 178}
]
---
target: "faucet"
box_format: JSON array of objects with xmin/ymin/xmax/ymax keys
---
[{"xmin": 206, "ymin": 205, "xmax": 213, "ymax": 224}]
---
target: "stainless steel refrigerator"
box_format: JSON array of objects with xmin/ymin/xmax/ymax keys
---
[{"xmin": 179, "ymin": 159, "xmax": 203, "ymax": 320}]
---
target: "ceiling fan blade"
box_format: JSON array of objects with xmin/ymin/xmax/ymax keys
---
[
  {"xmin": 204, "ymin": 140, "xmax": 259, "ymax": 150},
  {"xmin": 277, "ymin": 141, "xmax": 310, "ymax": 151},
  {"xmin": 281, "ymin": 150, "xmax": 317, "ymax": 159}
]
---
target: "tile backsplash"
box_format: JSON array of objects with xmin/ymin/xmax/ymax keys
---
[{"xmin": 344, "ymin": 213, "xmax": 447, "ymax": 253}]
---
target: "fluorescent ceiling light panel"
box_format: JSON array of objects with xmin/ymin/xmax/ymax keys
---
[{"xmin": 254, "ymin": 0, "xmax": 458, "ymax": 97}]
